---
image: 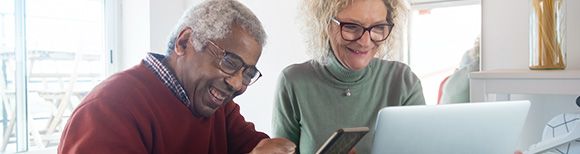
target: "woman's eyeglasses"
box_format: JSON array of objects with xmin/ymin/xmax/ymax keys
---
[{"xmin": 331, "ymin": 18, "xmax": 394, "ymax": 42}]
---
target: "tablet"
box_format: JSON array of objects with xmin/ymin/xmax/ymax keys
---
[{"xmin": 316, "ymin": 127, "xmax": 369, "ymax": 154}]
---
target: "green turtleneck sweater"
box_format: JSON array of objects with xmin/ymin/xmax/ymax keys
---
[{"xmin": 272, "ymin": 54, "xmax": 425, "ymax": 154}]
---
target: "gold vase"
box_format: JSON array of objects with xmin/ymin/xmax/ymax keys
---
[{"xmin": 529, "ymin": 0, "xmax": 566, "ymax": 70}]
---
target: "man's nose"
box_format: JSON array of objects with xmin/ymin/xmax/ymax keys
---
[{"xmin": 224, "ymin": 70, "xmax": 245, "ymax": 92}]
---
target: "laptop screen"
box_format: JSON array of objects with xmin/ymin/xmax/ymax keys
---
[{"xmin": 371, "ymin": 100, "xmax": 530, "ymax": 154}]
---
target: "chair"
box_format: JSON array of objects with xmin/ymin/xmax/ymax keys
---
[{"xmin": 0, "ymin": 50, "xmax": 101, "ymax": 151}]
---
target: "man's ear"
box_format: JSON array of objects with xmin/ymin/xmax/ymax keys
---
[{"xmin": 174, "ymin": 28, "xmax": 193, "ymax": 56}]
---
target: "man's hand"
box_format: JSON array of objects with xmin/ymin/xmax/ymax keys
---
[{"xmin": 249, "ymin": 138, "xmax": 296, "ymax": 154}]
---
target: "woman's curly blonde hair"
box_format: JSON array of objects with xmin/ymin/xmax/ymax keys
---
[{"xmin": 298, "ymin": 0, "xmax": 409, "ymax": 60}]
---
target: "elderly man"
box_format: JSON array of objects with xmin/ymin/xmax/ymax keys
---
[{"xmin": 58, "ymin": 0, "xmax": 295, "ymax": 153}]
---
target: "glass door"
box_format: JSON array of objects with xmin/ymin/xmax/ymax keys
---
[{"xmin": 1, "ymin": 0, "xmax": 108, "ymax": 152}]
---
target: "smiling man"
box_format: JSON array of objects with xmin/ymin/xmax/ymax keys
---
[{"xmin": 58, "ymin": 0, "xmax": 295, "ymax": 153}]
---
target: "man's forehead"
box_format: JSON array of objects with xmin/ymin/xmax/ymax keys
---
[{"xmin": 213, "ymin": 27, "xmax": 262, "ymax": 66}]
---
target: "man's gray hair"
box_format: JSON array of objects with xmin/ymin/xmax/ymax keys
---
[{"xmin": 166, "ymin": 0, "xmax": 266, "ymax": 55}]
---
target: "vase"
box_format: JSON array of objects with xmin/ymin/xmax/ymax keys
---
[{"xmin": 529, "ymin": 0, "xmax": 566, "ymax": 70}]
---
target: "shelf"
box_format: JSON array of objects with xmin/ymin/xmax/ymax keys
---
[
  {"xmin": 469, "ymin": 69, "xmax": 580, "ymax": 79},
  {"xmin": 469, "ymin": 69, "xmax": 580, "ymax": 102}
]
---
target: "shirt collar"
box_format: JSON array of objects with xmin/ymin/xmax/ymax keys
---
[{"xmin": 142, "ymin": 52, "xmax": 191, "ymax": 108}]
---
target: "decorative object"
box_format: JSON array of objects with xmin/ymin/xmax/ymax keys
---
[{"xmin": 529, "ymin": 0, "xmax": 566, "ymax": 70}]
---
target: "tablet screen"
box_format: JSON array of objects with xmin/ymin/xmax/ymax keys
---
[{"xmin": 316, "ymin": 127, "xmax": 369, "ymax": 154}]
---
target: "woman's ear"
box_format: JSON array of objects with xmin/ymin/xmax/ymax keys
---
[{"xmin": 174, "ymin": 28, "xmax": 193, "ymax": 56}]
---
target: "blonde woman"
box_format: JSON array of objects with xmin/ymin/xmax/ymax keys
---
[{"xmin": 272, "ymin": 0, "xmax": 425, "ymax": 153}]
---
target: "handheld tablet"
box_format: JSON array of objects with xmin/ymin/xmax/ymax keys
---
[{"xmin": 316, "ymin": 127, "xmax": 369, "ymax": 154}]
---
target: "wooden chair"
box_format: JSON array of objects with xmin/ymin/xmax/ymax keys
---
[{"xmin": 0, "ymin": 50, "xmax": 101, "ymax": 151}]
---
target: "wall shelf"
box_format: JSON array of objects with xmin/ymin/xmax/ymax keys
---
[{"xmin": 469, "ymin": 69, "xmax": 580, "ymax": 102}]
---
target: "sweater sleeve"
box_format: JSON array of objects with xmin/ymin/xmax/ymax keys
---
[
  {"xmin": 58, "ymin": 98, "xmax": 147, "ymax": 154},
  {"xmin": 402, "ymin": 71, "xmax": 426, "ymax": 106},
  {"xmin": 271, "ymin": 71, "xmax": 302, "ymax": 151},
  {"xmin": 224, "ymin": 102, "xmax": 269, "ymax": 153}
]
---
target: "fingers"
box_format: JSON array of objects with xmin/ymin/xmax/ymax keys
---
[
  {"xmin": 348, "ymin": 148, "xmax": 356, "ymax": 154},
  {"xmin": 250, "ymin": 138, "xmax": 296, "ymax": 154},
  {"xmin": 270, "ymin": 138, "xmax": 296, "ymax": 153}
]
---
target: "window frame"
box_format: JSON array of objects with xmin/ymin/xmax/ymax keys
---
[
  {"xmin": 7, "ymin": 0, "xmax": 120, "ymax": 152},
  {"xmin": 406, "ymin": 0, "xmax": 481, "ymax": 105}
]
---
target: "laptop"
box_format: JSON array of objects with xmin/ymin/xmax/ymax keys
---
[{"xmin": 370, "ymin": 100, "xmax": 530, "ymax": 154}]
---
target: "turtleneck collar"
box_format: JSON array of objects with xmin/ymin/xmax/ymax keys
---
[{"xmin": 324, "ymin": 49, "xmax": 371, "ymax": 83}]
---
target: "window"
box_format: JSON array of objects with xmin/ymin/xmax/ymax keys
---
[
  {"xmin": 0, "ymin": 0, "xmax": 117, "ymax": 152},
  {"xmin": 408, "ymin": 2, "xmax": 481, "ymax": 105}
]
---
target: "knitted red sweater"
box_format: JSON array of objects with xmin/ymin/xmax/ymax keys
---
[{"xmin": 58, "ymin": 62, "xmax": 268, "ymax": 154}]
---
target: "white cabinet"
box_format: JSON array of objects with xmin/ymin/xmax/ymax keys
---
[
  {"xmin": 469, "ymin": 69, "xmax": 580, "ymax": 150},
  {"xmin": 469, "ymin": 69, "xmax": 580, "ymax": 102}
]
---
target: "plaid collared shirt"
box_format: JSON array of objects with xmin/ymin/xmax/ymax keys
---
[{"xmin": 142, "ymin": 52, "xmax": 191, "ymax": 108}]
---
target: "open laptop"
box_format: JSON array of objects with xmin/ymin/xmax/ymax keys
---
[{"xmin": 370, "ymin": 100, "xmax": 530, "ymax": 154}]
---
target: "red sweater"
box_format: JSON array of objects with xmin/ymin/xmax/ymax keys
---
[{"xmin": 58, "ymin": 62, "xmax": 268, "ymax": 154}]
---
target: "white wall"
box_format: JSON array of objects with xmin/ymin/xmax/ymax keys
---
[
  {"xmin": 482, "ymin": 0, "xmax": 580, "ymax": 151},
  {"xmin": 228, "ymin": 0, "xmax": 309, "ymax": 135},
  {"xmin": 119, "ymin": 0, "xmax": 185, "ymax": 70},
  {"xmin": 482, "ymin": 0, "xmax": 579, "ymax": 71},
  {"xmin": 120, "ymin": 0, "xmax": 150, "ymax": 70},
  {"xmin": 149, "ymin": 0, "xmax": 185, "ymax": 54}
]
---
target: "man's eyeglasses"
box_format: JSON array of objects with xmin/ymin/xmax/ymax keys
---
[
  {"xmin": 331, "ymin": 18, "xmax": 394, "ymax": 42},
  {"xmin": 207, "ymin": 40, "xmax": 262, "ymax": 86}
]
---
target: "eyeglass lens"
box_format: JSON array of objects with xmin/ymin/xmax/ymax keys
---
[
  {"xmin": 208, "ymin": 40, "xmax": 262, "ymax": 86},
  {"xmin": 332, "ymin": 18, "xmax": 393, "ymax": 42},
  {"xmin": 220, "ymin": 53, "xmax": 261, "ymax": 86},
  {"xmin": 341, "ymin": 23, "xmax": 391, "ymax": 41}
]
